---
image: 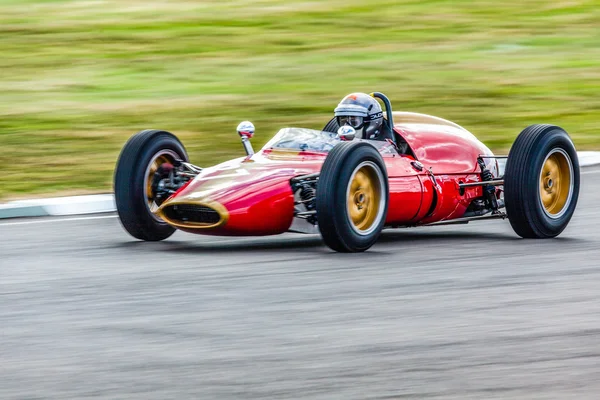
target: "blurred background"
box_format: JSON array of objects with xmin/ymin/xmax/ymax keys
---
[
  {"xmin": 3, "ymin": 3, "xmax": 600, "ymax": 399},
  {"xmin": 1, "ymin": 0, "xmax": 598, "ymax": 200}
]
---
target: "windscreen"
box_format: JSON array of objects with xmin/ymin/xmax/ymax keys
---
[
  {"xmin": 261, "ymin": 128, "xmax": 340, "ymax": 153},
  {"xmin": 261, "ymin": 127, "xmax": 397, "ymax": 156}
]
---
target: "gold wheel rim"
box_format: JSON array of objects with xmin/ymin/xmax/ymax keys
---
[
  {"xmin": 145, "ymin": 151, "xmax": 177, "ymax": 217},
  {"xmin": 539, "ymin": 149, "xmax": 572, "ymax": 218},
  {"xmin": 347, "ymin": 163, "xmax": 382, "ymax": 234}
]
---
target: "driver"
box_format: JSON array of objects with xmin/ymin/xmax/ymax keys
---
[{"xmin": 334, "ymin": 93, "xmax": 384, "ymax": 140}]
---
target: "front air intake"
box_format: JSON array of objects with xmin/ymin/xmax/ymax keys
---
[{"xmin": 163, "ymin": 204, "xmax": 222, "ymax": 226}]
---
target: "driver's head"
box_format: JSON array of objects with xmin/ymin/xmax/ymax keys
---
[{"xmin": 334, "ymin": 93, "xmax": 384, "ymax": 139}]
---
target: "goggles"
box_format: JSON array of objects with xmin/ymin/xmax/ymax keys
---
[{"xmin": 337, "ymin": 115, "xmax": 365, "ymax": 129}]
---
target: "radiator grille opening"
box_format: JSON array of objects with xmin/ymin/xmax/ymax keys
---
[{"xmin": 163, "ymin": 204, "xmax": 221, "ymax": 225}]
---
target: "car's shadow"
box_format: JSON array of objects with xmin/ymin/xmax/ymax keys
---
[
  {"xmin": 110, "ymin": 227, "xmax": 561, "ymax": 254},
  {"xmin": 116, "ymin": 235, "xmax": 325, "ymax": 254}
]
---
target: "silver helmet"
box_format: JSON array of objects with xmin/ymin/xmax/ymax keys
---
[{"xmin": 334, "ymin": 93, "xmax": 384, "ymax": 139}]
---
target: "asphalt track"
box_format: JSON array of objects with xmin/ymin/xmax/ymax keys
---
[{"xmin": 2, "ymin": 168, "xmax": 600, "ymax": 399}]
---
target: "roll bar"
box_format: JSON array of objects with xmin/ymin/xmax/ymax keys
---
[{"xmin": 370, "ymin": 92, "xmax": 396, "ymax": 146}]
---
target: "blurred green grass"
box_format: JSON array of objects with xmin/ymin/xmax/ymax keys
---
[{"xmin": 1, "ymin": 0, "xmax": 599, "ymax": 199}]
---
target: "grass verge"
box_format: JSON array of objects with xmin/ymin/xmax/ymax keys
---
[{"xmin": 1, "ymin": 0, "xmax": 599, "ymax": 199}]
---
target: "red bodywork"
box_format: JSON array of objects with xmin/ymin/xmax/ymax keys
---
[{"xmin": 157, "ymin": 112, "xmax": 495, "ymax": 235}]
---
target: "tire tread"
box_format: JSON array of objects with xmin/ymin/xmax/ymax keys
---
[
  {"xmin": 504, "ymin": 124, "xmax": 579, "ymax": 238},
  {"xmin": 114, "ymin": 130, "xmax": 188, "ymax": 241},
  {"xmin": 316, "ymin": 141, "xmax": 389, "ymax": 252}
]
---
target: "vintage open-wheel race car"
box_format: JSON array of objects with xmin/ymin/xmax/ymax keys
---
[{"xmin": 114, "ymin": 92, "xmax": 580, "ymax": 252}]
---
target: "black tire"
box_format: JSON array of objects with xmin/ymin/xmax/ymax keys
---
[
  {"xmin": 316, "ymin": 141, "xmax": 389, "ymax": 252},
  {"xmin": 114, "ymin": 129, "xmax": 189, "ymax": 241},
  {"xmin": 504, "ymin": 124, "xmax": 580, "ymax": 238},
  {"xmin": 322, "ymin": 117, "xmax": 339, "ymax": 133}
]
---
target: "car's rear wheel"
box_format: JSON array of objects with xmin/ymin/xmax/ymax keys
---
[
  {"xmin": 316, "ymin": 141, "xmax": 389, "ymax": 252},
  {"xmin": 322, "ymin": 117, "xmax": 339, "ymax": 133},
  {"xmin": 504, "ymin": 124, "xmax": 580, "ymax": 238},
  {"xmin": 114, "ymin": 130, "xmax": 189, "ymax": 241}
]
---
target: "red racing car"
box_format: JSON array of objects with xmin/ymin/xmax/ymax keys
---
[{"xmin": 114, "ymin": 92, "xmax": 580, "ymax": 252}]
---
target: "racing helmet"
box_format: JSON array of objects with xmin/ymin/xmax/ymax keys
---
[{"xmin": 334, "ymin": 93, "xmax": 384, "ymax": 139}]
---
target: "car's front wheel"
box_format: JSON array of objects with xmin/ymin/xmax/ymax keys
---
[
  {"xmin": 114, "ymin": 129, "xmax": 189, "ymax": 241},
  {"xmin": 316, "ymin": 141, "xmax": 389, "ymax": 252}
]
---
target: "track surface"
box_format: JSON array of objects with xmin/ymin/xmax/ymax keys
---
[{"xmin": 2, "ymin": 169, "xmax": 600, "ymax": 399}]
